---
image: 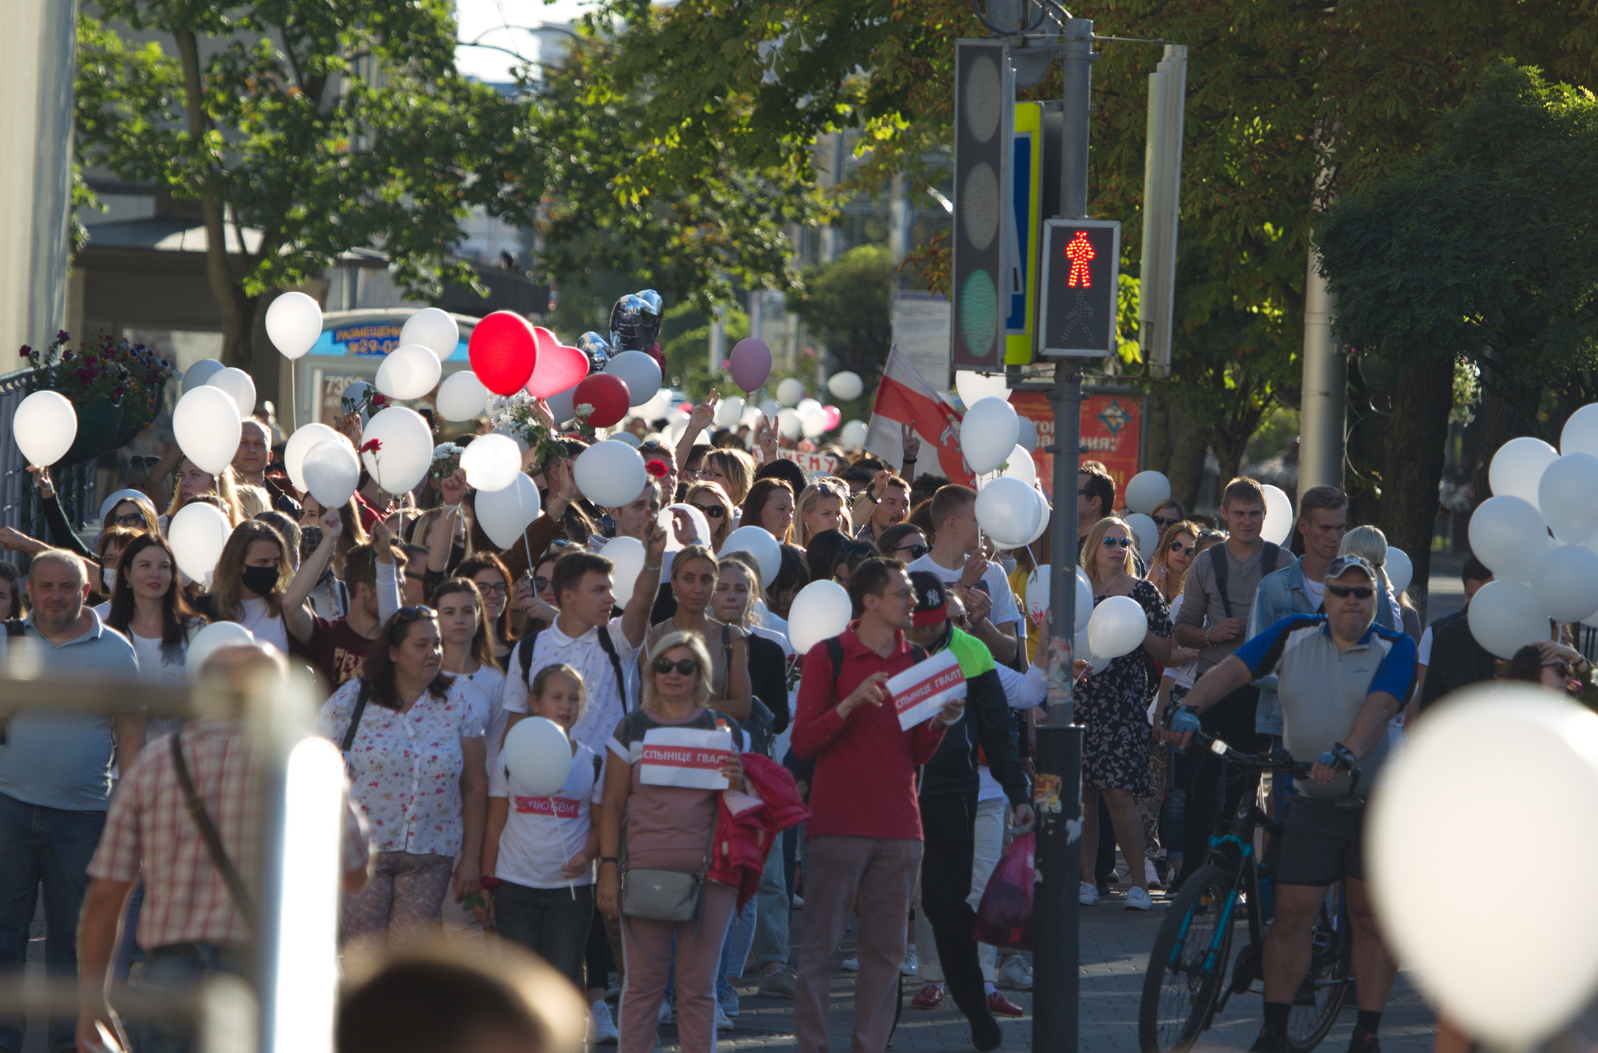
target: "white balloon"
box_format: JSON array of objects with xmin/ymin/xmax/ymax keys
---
[
  {"xmin": 501, "ymin": 717, "xmax": 574, "ymax": 797},
  {"xmin": 459, "ymin": 433, "xmax": 522, "ymax": 493},
  {"xmin": 1468, "ymin": 579, "xmax": 1548, "ymax": 659},
  {"xmin": 1260, "ymin": 484, "xmax": 1293, "ymax": 547},
  {"xmin": 611, "ymin": 431, "xmax": 643, "ymax": 448},
  {"xmin": 1000, "ymin": 445, "xmax": 1035, "ymax": 485},
  {"xmin": 660, "ymin": 504, "xmax": 712, "ymax": 554},
  {"xmin": 168, "ymin": 502, "xmax": 233, "ymax": 584},
  {"xmin": 264, "ymin": 291, "xmax": 322, "ymax": 360},
  {"xmin": 740, "ymin": 404, "xmax": 763, "ymax": 428},
  {"xmin": 301, "ymin": 440, "xmax": 360, "ymax": 509},
  {"xmin": 1469, "ymin": 495, "xmax": 1548, "ymax": 582},
  {"xmin": 973, "ymin": 476, "xmax": 1041, "ymax": 548},
  {"xmin": 954, "ymin": 370, "xmax": 1010, "ymax": 406},
  {"xmin": 1022, "ymin": 486, "xmax": 1052, "ymax": 547},
  {"xmin": 1123, "ymin": 471, "xmax": 1172, "ymax": 516},
  {"xmin": 435, "ymin": 370, "xmax": 489, "ymax": 422},
  {"xmin": 173, "ymin": 385, "xmax": 242, "ymax": 475},
  {"xmin": 759, "ymin": 398, "xmax": 781, "ymax": 419},
  {"xmin": 574, "ymin": 441, "xmax": 648, "ymax": 509},
  {"xmin": 720, "ymin": 526, "xmax": 781, "ymax": 588},
  {"xmin": 1087, "ymin": 594, "xmax": 1148, "ymax": 660},
  {"xmin": 374, "ymin": 344, "xmax": 442, "ymax": 401},
  {"xmin": 475, "ymin": 473, "xmax": 542, "ymax": 549},
  {"xmin": 1369, "ymin": 686, "xmax": 1598, "ymax": 1048},
  {"xmin": 1024, "ymin": 567, "xmax": 1051, "ymax": 628},
  {"xmin": 1016, "ymin": 416, "xmax": 1039, "ymax": 454},
  {"xmin": 840, "ymin": 420, "xmax": 868, "ymax": 450},
  {"xmin": 360, "ymin": 407, "xmax": 434, "ymax": 495},
  {"xmin": 776, "ymin": 408, "xmax": 802, "ymax": 441},
  {"xmin": 1538, "ymin": 453, "xmax": 1598, "ymax": 546},
  {"xmin": 1562, "ymin": 404, "xmax": 1598, "ymax": 459},
  {"xmin": 788, "ymin": 580, "xmax": 853, "ymax": 655},
  {"xmin": 12, "ymin": 391, "xmax": 77, "ymax": 467},
  {"xmin": 796, "ymin": 398, "xmax": 822, "ymax": 419},
  {"xmin": 1123, "ymin": 513, "xmax": 1160, "ymax": 558},
  {"xmin": 1384, "ymin": 547, "xmax": 1413, "ymax": 596},
  {"xmin": 283, "ymin": 423, "xmax": 340, "ymax": 494},
  {"xmin": 182, "ymin": 358, "xmax": 225, "ymax": 393},
  {"xmin": 205, "ymin": 367, "xmax": 256, "ymax": 418},
  {"xmin": 601, "ymin": 536, "xmax": 647, "ymax": 607},
  {"xmin": 547, "ymin": 385, "xmax": 578, "ymax": 427},
  {"xmin": 1492, "ymin": 436, "xmax": 1560, "ymax": 508},
  {"xmin": 776, "ymin": 378, "xmax": 806, "ymax": 406},
  {"xmin": 606, "ymin": 350, "xmax": 663, "ymax": 406},
  {"xmin": 800, "ymin": 409, "xmax": 828, "ymax": 439},
  {"xmin": 961, "ymin": 397, "xmax": 1020, "ymax": 475},
  {"xmin": 1074, "ymin": 625, "xmax": 1094, "ymax": 660},
  {"xmin": 185, "ymin": 621, "xmax": 259, "ymax": 679},
  {"xmin": 1531, "ymin": 545, "xmax": 1598, "ymax": 623},
  {"xmin": 827, "ymin": 371, "xmax": 864, "ymax": 401},
  {"xmin": 399, "ymin": 308, "xmax": 459, "ymax": 363},
  {"xmin": 1075, "ymin": 568, "xmax": 1095, "ymax": 632},
  {"xmin": 714, "ymin": 395, "xmax": 745, "ymax": 429}
]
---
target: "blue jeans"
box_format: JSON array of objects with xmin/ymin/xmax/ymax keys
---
[
  {"xmin": 751, "ymin": 844, "xmax": 789, "ymax": 969},
  {"xmin": 134, "ymin": 944, "xmax": 250, "ymax": 1053},
  {"xmin": 716, "ymin": 896, "xmax": 758, "ymax": 1006},
  {"xmin": 0, "ymin": 792, "xmax": 107, "ymax": 1053}
]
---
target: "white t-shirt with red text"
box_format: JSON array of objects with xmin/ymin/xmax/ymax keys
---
[{"xmin": 488, "ymin": 742, "xmax": 604, "ymax": 889}]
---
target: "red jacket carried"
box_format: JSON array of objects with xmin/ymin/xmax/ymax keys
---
[{"xmin": 708, "ymin": 753, "xmax": 809, "ymax": 910}]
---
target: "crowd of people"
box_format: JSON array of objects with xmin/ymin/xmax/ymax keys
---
[{"xmin": 0, "ymin": 387, "xmax": 1583, "ymax": 1053}]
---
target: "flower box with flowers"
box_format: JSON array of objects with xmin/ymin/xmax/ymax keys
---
[{"xmin": 18, "ymin": 330, "xmax": 177, "ymax": 465}]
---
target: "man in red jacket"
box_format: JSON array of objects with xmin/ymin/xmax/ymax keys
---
[{"xmin": 791, "ymin": 558, "xmax": 965, "ymax": 1053}]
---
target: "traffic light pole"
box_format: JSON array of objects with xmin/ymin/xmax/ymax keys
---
[{"xmin": 1033, "ymin": 17, "xmax": 1093, "ymax": 1053}]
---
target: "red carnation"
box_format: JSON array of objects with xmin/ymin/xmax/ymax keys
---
[
  {"xmin": 360, "ymin": 439, "xmax": 382, "ymax": 454},
  {"xmin": 645, "ymin": 459, "xmax": 669, "ymax": 478}
]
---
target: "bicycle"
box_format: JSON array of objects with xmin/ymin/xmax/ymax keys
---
[{"xmin": 1137, "ymin": 733, "xmax": 1360, "ymax": 1053}]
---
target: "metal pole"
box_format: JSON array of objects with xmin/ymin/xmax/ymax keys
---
[
  {"xmin": 1034, "ymin": 16, "xmax": 1092, "ymax": 1053},
  {"xmin": 1298, "ymin": 246, "xmax": 1345, "ymax": 499}
]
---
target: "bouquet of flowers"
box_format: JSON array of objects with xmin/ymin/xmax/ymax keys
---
[
  {"xmin": 431, "ymin": 442, "xmax": 463, "ymax": 482},
  {"xmin": 341, "ymin": 387, "xmax": 388, "ymax": 419},
  {"xmin": 489, "ymin": 393, "xmax": 566, "ymax": 465}
]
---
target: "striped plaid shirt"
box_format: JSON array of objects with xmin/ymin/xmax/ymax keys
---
[{"xmin": 89, "ymin": 721, "xmax": 371, "ymax": 949}]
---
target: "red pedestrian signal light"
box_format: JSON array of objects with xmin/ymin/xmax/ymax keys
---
[
  {"xmin": 1037, "ymin": 219, "xmax": 1120, "ymax": 357},
  {"xmin": 1064, "ymin": 230, "xmax": 1095, "ymax": 288}
]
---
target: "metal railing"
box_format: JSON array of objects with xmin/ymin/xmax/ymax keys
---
[{"xmin": 0, "ymin": 368, "xmax": 99, "ymax": 559}]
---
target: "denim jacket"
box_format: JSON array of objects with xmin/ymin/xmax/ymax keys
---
[{"xmin": 1247, "ymin": 557, "xmax": 1397, "ymax": 735}]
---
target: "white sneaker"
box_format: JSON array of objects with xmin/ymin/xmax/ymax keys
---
[
  {"xmin": 995, "ymin": 956, "xmax": 1033, "ymax": 992},
  {"xmin": 1145, "ymin": 860, "xmax": 1162, "ymax": 888},
  {"xmin": 1079, "ymin": 881, "xmax": 1099, "ymax": 906},
  {"xmin": 841, "ymin": 956, "xmax": 860, "ymax": 971},
  {"xmin": 588, "ymin": 1001, "xmax": 619, "ymax": 1045},
  {"xmin": 715, "ymin": 1003, "xmax": 735, "ymax": 1032},
  {"xmin": 658, "ymin": 998, "xmax": 673, "ymax": 1024},
  {"xmin": 722, "ymin": 989, "xmax": 739, "ymax": 1017},
  {"xmin": 1125, "ymin": 886, "xmax": 1154, "ymax": 912},
  {"xmin": 792, "ymin": 895, "xmax": 804, "ymax": 909},
  {"xmin": 901, "ymin": 945, "xmax": 919, "ymax": 977}
]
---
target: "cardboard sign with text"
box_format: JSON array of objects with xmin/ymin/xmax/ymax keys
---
[
  {"xmin": 777, "ymin": 449, "xmax": 840, "ymax": 477},
  {"xmin": 639, "ymin": 726, "xmax": 733, "ymax": 790},
  {"xmin": 888, "ymin": 650, "xmax": 967, "ymax": 731}
]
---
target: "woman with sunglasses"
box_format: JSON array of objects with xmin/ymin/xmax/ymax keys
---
[
  {"xmin": 597, "ymin": 631, "xmax": 747, "ymax": 1053},
  {"xmin": 804, "ymin": 529, "xmax": 877, "ymax": 588},
  {"xmin": 316, "ymin": 606, "xmax": 488, "ymax": 949},
  {"xmin": 1149, "ymin": 499, "xmax": 1185, "ymax": 539},
  {"xmin": 640, "ymin": 545, "xmax": 753, "ymax": 721},
  {"xmin": 1073, "ymin": 517, "xmax": 1176, "ymax": 912},
  {"xmin": 12, "ymin": 469, "xmax": 161, "ymax": 570},
  {"xmin": 742, "ymin": 478, "xmax": 795, "ymax": 545},
  {"xmin": 876, "ymin": 522, "xmax": 930, "ymax": 565},
  {"xmin": 685, "ymin": 482, "xmax": 735, "ymax": 549},
  {"xmin": 793, "ymin": 479, "xmax": 852, "ymax": 548}
]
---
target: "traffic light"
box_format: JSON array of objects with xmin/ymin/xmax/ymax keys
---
[
  {"xmin": 1038, "ymin": 219, "xmax": 1120, "ymax": 357},
  {"xmin": 950, "ymin": 39, "xmax": 1013, "ymax": 371}
]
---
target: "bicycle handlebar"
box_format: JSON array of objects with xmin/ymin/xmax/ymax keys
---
[{"xmin": 1175, "ymin": 726, "xmax": 1364, "ymax": 798}]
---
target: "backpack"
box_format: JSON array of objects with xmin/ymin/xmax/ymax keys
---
[
  {"xmin": 788, "ymin": 636, "xmax": 930, "ymax": 785},
  {"xmin": 1208, "ymin": 541, "xmax": 1282, "ymax": 621},
  {"xmin": 517, "ymin": 622, "xmax": 632, "ymax": 713}
]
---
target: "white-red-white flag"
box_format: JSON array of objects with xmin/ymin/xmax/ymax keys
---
[{"xmin": 864, "ymin": 347, "xmax": 972, "ymax": 484}]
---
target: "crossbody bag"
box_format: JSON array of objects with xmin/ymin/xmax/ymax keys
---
[{"xmin": 169, "ymin": 731, "xmax": 257, "ymax": 932}]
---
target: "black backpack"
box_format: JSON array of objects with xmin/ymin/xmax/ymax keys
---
[
  {"xmin": 1209, "ymin": 541, "xmax": 1282, "ymax": 620},
  {"xmin": 787, "ymin": 636, "xmax": 930, "ymax": 786},
  {"xmin": 517, "ymin": 622, "xmax": 632, "ymax": 712}
]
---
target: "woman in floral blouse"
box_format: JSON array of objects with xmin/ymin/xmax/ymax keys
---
[{"xmin": 316, "ymin": 606, "xmax": 487, "ymax": 948}]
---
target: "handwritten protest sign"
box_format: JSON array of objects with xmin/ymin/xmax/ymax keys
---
[
  {"xmin": 887, "ymin": 650, "xmax": 967, "ymax": 731},
  {"xmin": 639, "ymin": 726, "xmax": 733, "ymax": 790}
]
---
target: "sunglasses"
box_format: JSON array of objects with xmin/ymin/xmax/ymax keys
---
[
  {"xmin": 652, "ymin": 657, "xmax": 699, "ymax": 675},
  {"xmin": 108, "ymin": 512, "xmax": 146, "ymax": 527},
  {"xmin": 1101, "ymin": 536, "xmax": 1134, "ymax": 550},
  {"xmin": 896, "ymin": 543, "xmax": 929, "ymax": 560},
  {"xmin": 1324, "ymin": 584, "xmax": 1374, "ymax": 600},
  {"xmin": 694, "ymin": 503, "xmax": 727, "ymax": 519},
  {"xmin": 533, "ymin": 576, "xmax": 550, "ymax": 593},
  {"xmin": 1169, "ymin": 540, "xmax": 1196, "ymax": 556},
  {"xmin": 1152, "ymin": 514, "xmax": 1178, "ymax": 528}
]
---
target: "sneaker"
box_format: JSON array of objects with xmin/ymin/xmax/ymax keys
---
[
  {"xmin": 987, "ymin": 990, "xmax": 1025, "ymax": 1018},
  {"xmin": 715, "ymin": 1003, "xmax": 735, "ymax": 1032},
  {"xmin": 758, "ymin": 968, "xmax": 796, "ymax": 998},
  {"xmin": 911, "ymin": 983, "xmax": 945, "ymax": 1009},
  {"xmin": 792, "ymin": 894, "xmax": 804, "ymax": 909},
  {"xmin": 995, "ymin": 956, "xmax": 1033, "ymax": 992},
  {"xmin": 1079, "ymin": 881, "xmax": 1099, "ymax": 906},
  {"xmin": 841, "ymin": 956, "xmax": 860, "ymax": 971},
  {"xmin": 1125, "ymin": 887, "xmax": 1155, "ymax": 911},
  {"xmin": 722, "ymin": 989, "xmax": 739, "ymax": 1017},
  {"xmin": 1349, "ymin": 1031, "xmax": 1382, "ymax": 1053},
  {"xmin": 1248, "ymin": 1028, "xmax": 1289, "ymax": 1053},
  {"xmin": 1145, "ymin": 860, "xmax": 1162, "ymax": 888},
  {"xmin": 588, "ymin": 1001, "xmax": 619, "ymax": 1045},
  {"xmin": 901, "ymin": 945, "xmax": 919, "ymax": 977}
]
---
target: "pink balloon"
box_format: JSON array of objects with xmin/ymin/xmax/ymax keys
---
[
  {"xmin": 728, "ymin": 338, "xmax": 772, "ymax": 393},
  {"xmin": 822, "ymin": 405, "xmax": 842, "ymax": 430},
  {"xmin": 525, "ymin": 334, "xmax": 589, "ymax": 397}
]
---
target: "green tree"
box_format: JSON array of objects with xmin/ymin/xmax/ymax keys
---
[
  {"xmin": 1317, "ymin": 63, "xmax": 1598, "ymax": 600},
  {"xmin": 75, "ymin": 1, "xmax": 537, "ymax": 378},
  {"xmin": 790, "ymin": 245, "xmax": 894, "ymax": 389}
]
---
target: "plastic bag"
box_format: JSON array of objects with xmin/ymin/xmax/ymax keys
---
[{"xmin": 972, "ymin": 831, "xmax": 1034, "ymax": 949}]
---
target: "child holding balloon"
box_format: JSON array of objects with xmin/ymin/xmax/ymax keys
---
[{"xmin": 479, "ymin": 663, "xmax": 610, "ymax": 1030}]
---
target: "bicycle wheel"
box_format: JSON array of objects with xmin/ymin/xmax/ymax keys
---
[
  {"xmin": 1139, "ymin": 865, "xmax": 1237, "ymax": 1053},
  {"xmin": 1286, "ymin": 884, "xmax": 1354, "ymax": 1053}
]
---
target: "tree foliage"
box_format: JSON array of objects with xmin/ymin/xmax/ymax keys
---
[{"xmin": 790, "ymin": 245, "xmax": 895, "ymax": 388}]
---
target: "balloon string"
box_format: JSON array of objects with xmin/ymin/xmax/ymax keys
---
[
  {"xmin": 289, "ymin": 359, "xmax": 298, "ymax": 433},
  {"xmin": 553, "ymin": 804, "xmax": 577, "ymax": 901}
]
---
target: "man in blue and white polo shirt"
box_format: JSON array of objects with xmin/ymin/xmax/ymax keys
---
[{"xmin": 1170, "ymin": 555, "xmax": 1416, "ymax": 1053}]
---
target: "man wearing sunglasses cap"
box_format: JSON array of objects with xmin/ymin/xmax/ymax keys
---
[{"xmin": 1167, "ymin": 554, "xmax": 1416, "ymax": 1053}]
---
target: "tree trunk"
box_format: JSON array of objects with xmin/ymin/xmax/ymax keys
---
[
  {"xmin": 174, "ymin": 30, "xmax": 256, "ymax": 367},
  {"xmin": 1166, "ymin": 406, "xmax": 1207, "ymax": 516},
  {"xmin": 1378, "ymin": 352, "xmax": 1456, "ymax": 621},
  {"xmin": 1209, "ymin": 433, "xmax": 1245, "ymax": 493}
]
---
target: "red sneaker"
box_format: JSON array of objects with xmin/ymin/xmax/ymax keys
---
[
  {"xmin": 987, "ymin": 991, "xmax": 1025, "ymax": 1018},
  {"xmin": 911, "ymin": 984, "xmax": 945, "ymax": 1009}
]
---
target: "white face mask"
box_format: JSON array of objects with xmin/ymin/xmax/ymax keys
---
[
  {"xmin": 101, "ymin": 567, "xmax": 117, "ymax": 592},
  {"xmin": 999, "ymin": 556, "xmax": 1018, "ymax": 577}
]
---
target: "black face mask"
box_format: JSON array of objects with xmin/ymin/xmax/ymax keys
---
[{"xmin": 241, "ymin": 565, "xmax": 281, "ymax": 597}]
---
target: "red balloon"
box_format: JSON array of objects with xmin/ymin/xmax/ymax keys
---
[
  {"xmin": 574, "ymin": 373, "xmax": 630, "ymax": 428},
  {"xmin": 525, "ymin": 335, "xmax": 590, "ymax": 398},
  {"xmin": 469, "ymin": 311, "xmax": 539, "ymax": 395}
]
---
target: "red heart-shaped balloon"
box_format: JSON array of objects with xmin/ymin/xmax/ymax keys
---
[
  {"xmin": 575, "ymin": 373, "xmax": 631, "ymax": 428},
  {"xmin": 469, "ymin": 311, "xmax": 539, "ymax": 395},
  {"xmin": 525, "ymin": 332, "xmax": 591, "ymax": 398}
]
